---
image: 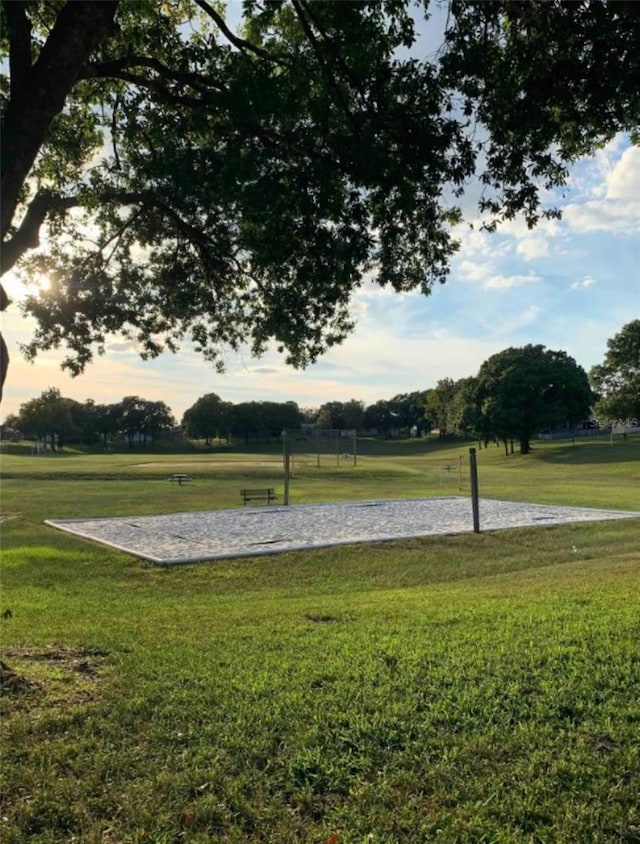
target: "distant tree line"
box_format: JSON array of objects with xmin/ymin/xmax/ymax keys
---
[
  {"xmin": 181, "ymin": 396, "xmax": 303, "ymax": 445},
  {"xmin": 3, "ymin": 323, "xmax": 638, "ymax": 454},
  {"xmin": 2, "ymin": 391, "xmax": 175, "ymax": 450}
]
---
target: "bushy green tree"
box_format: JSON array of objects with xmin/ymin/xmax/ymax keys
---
[
  {"xmin": 388, "ymin": 391, "xmax": 430, "ymax": 436},
  {"xmin": 17, "ymin": 387, "xmax": 80, "ymax": 449},
  {"xmin": 182, "ymin": 393, "xmax": 230, "ymax": 445},
  {"xmin": 227, "ymin": 402, "xmax": 260, "ymax": 445},
  {"xmin": 1, "ymin": 0, "xmax": 638, "ymax": 399},
  {"xmin": 89, "ymin": 402, "xmax": 123, "ymax": 449},
  {"xmin": 316, "ymin": 401, "xmax": 346, "ymax": 431},
  {"xmin": 341, "ymin": 399, "xmax": 365, "ymax": 432},
  {"xmin": 116, "ymin": 396, "xmax": 175, "ymax": 447},
  {"xmin": 225, "ymin": 400, "xmax": 300, "ymax": 443},
  {"xmin": 590, "ymin": 320, "xmax": 640, "ymax": 425},
  {"xmin": 363, "ymin": 400, "xmax": 396, "ymax": 436},
  {"xmin": 447, "ymin": 377, "xmax": 482, "ymax": 441},
  {"xmin": 426, "ymin": 379, "xmax": 457, "ymax": 437},
  {"xmin": 300, "ymin": 407, "xmax": 319, "ymax": 426},
  {"xmin": 476, "ymin": 345, "xmax": 593, "ymax": 454}
]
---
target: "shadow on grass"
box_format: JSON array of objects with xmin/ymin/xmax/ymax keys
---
[{"xmin": 529, "ymin": 435, "xmax": 640, "ymax": 465}]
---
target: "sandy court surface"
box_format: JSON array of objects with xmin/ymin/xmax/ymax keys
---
[{"xmin": 45, "ymin": 496, "xmax": 639, "ymax": 565}]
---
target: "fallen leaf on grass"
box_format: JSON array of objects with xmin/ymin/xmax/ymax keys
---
[
  {"xmin": 180, "ymin": 808, "xmax": 196, "ymax": 829},
  {"xmin": 589, "ymin": 735, "xmax": 616, "ymax": 754}
]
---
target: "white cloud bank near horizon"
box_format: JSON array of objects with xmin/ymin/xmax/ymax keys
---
[{"xmin": 2, "ymin": 135, "xmax": 639, "ymax": 421}]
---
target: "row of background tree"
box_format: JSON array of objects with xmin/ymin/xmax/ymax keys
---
[
  {"xmin": 3, "ymin": 322, "xmax": 638, "ymax": 455},
  {"xmin": 182, "ymin": 324, "xmax": 638, "ymax": 456},
  {"xmin": 1, "ymin": 388, "xmax": 420, "ymax": 451},
  {"xmin": 2, "ymin": 392, "xmax": 177, "ymax": 451}
]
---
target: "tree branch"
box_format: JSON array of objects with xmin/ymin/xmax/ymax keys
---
[
  {"xmin": 3, "ymin": 0, "xmax": 33, "ymax": 90},
  {"xmin": 85, "ymin": 67, "xmax": 217, "ymax": 109},
  {"xmin": 193, "ymin": 0, "xmax": 281, "ymax": 63},
  {"xmin": 98, "ymin": 190, "xmax": 214, "ymax": 252},
  {"xmin": 82, "ymin": 54, "xmax": 228, "ymax": 93},
  {"xmin": 290, "ymin": 0, "xmax": 358, "ymax": 133},
  {"xmin": 297, "ymin": 0, "xmax": 365, "ymax": 103},
  {"xmin": 1, "ymin": 186, "xmax": 216, "ymax": 279},
  {"xmin": 110, "ymin": 91, "xmax": 122, "ymax": 171},
  {"xmin": 1, "ymin": 192, "xmax": 81, "ymax": 276},
  {"xmin": 1, "ymin": 1, "xmax": 119, "ymax": 242}
]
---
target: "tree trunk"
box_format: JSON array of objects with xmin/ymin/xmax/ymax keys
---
[
  {"xmin": 0, "ymin": 329, "xmax": 7, "ymax": 406},
  {"xmin": 519, "ymin": 437, "xmax": 531, "ymax": 455},
  {"xmin": 0, "ymin": 1, "xmax": 119, "ymax": 405},
  {"xmin": 1, "ymin": 2, "xmax": 119, "ymax": 242}
]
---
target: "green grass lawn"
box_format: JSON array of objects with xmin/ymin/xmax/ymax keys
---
[{"xmin": 1, "ymin": 436, "xmax": 639, "ymax": 842}]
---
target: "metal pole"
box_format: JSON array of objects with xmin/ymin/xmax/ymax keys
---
[
  {"xmin": 469, "ymin": 447, "xmax": 480, "ymax": 533},
  {"xmin": 284, "ymin": 447, "xmax": 290, "ymax": 506},
  {"xmin": 353, "ymin": 430, "xmax": 357, "ymax": 467},
  {"xmin": 458, "ymin": 454, "xmax": 462, "ymax": 491}
]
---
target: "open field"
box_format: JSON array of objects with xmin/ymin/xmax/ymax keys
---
[
  {"xmin": 1, "ymin": 436, "xmax": 639, "ymax": 842},
  {"xmin": 2, "ymin": 433, "xmax": 639, "ymax": 513}
]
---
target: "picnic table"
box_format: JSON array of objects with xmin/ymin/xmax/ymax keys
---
[{"xmin": 169, "ymin": 473, "xmax": 192, "ymax": 486}]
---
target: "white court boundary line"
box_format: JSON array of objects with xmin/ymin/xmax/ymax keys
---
[{"xmin": 44, "ymin": 497, "xmax": 640, "ymax": 566}]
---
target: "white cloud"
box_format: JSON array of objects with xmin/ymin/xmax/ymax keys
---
[
  {"xmin": 606, "ymin": 146, "xmax": 640, "ymax": 200},
  {"xmin": 516, "ymin": 237, "xmax": 550, "ymax": 260},
  {"xmin": 457, "ymin": 259, "xmax": 491, "ymax": 282},
  {"xmin": 487, "ymin": 215, "xmax": 562, "ymax": 263},
  {"xmin": 498, "ymin": 216, "xmax": 560, "ymax": 239},
  {"xmin": 559, "ymin": 138, "xmax": 640, "ymax": 234},
  {"xmin": 595, "ymin": 135, "xmax": 632, "ymax": 178},
  {"xmin": 517, "ymin": 304, "xmax": 540, "ymax": 324},
  {"xmin": 562, "ymin": 198, "xmax": 639, "ymax": 235},
  {"xmin": 484, "ymin": 272, "xmax": 542, "ymax": 290},
  {"xmin": 572, "ymin": 134, "xmax": 630, "ymax": 200},
  {"xmin": 471, "ymin": 304, "xmax": 542, "ymax": 338},
  {"xmin": 320, "ymin": 322, "xmax": 499, "ymax": 392},
  {"xmin": 454, "ymin": 226, "xmax": 495, "ymax": 258},
  {"xmin": 106, "ymin": 340, "xmax": 140, "ymax": 354},
  {"xmin": 570, "ymin": 276, "xmax": 596, "ymax": 291}
]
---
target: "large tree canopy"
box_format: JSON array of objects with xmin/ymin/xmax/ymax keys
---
[
  {"xmin": 476, "ymin": 345, "xmax": 593, "ymax": 454},
  {"xmin": 182, "ymin": 392, "xmax": 231, "ymax": 445},
  {"xmin": 590, "ymin": 320, "xmax": 640, "ymax": 425},
  {"xmin": 1, "ymin": 0, "xmax": 638, "ymax": 399}
]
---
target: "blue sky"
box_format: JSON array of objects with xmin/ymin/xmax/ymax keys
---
[
  {"xmin": 2, "ymin": 1, "xmax": 639, "ymax": 423},
  {"xmin": 3, "ymin": 133, "xmax": 638, "ymax": 422}
]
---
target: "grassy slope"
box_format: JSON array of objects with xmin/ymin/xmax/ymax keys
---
[{"xmin": 1, "ymin": 436, "xmax": 639, "ymax": 843}]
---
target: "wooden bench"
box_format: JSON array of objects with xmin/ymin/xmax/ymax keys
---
[
  {"xmin": 240, "ymin": 488, "xmax": 277, "ymax": 505},
  {"xmin": 169, "ymin": 473, "xmax": 193, "ymax": 486}
]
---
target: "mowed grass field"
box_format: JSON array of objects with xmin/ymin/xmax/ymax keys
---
[{"xmin": 1, "ymin": 435, "xmax": 639, "ymax": 843}]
